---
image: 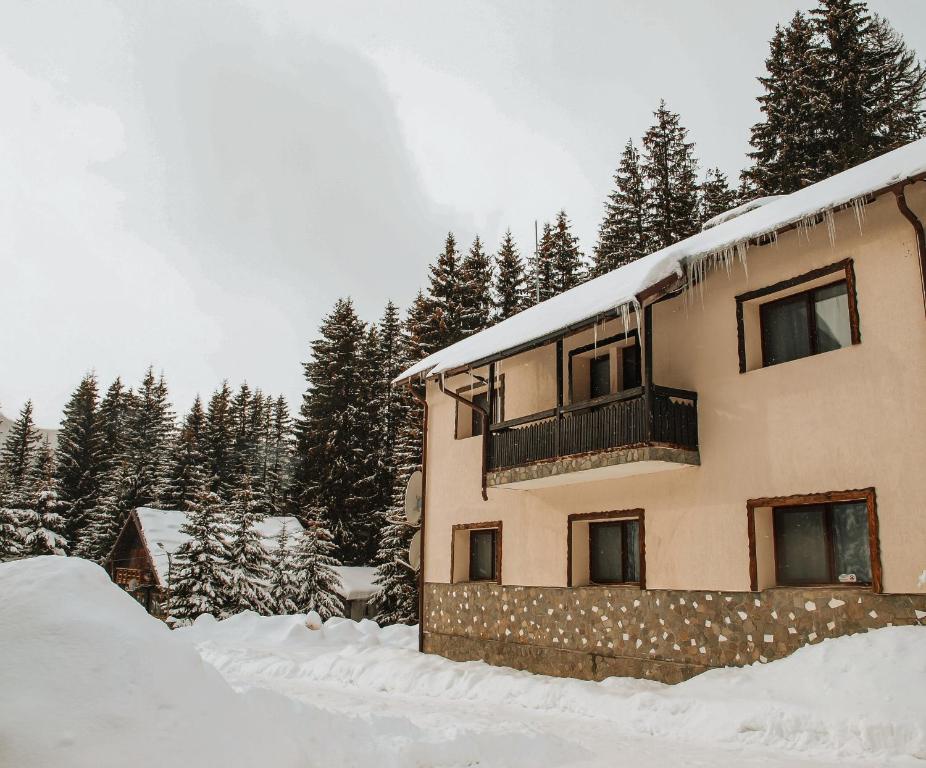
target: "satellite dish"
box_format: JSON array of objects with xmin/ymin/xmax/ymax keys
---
[
  {"xmin": 404, "ymin": 470, "xmax": 423, "ymax": 525},
  {"xmin": 408, "ymin": 530, "xmax": 421, "ymax": 570}
]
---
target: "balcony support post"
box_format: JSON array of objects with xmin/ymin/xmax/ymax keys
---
[
  {"xmin": 555, "ymin": 337, "xmax": 564, "ymax": 457},
  {"xmin": 643, "ymin": 303, "xmax": 655, "ymax": 442}
]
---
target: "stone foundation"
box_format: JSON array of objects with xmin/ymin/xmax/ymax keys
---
[{"xmin": 423, "ymin": 582, "xmax": 926, "ymax": 683}]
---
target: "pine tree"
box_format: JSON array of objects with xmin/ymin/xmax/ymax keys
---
[
  {"xmin": 54, "ymin": 373, "xmax": 103, "ymax": 548},
  {"xmin": 0, "ymin": 504, "xmax": 21, "ymax": 560},
  {"xmin": 269, "ymin": 521, "xmax": 300, "ymax": 615},
  {"xmin": 0, "ymin": 401, "xmax": 43, "ymax": 508},
  {"xmin": 642, "ymin": 101, "xmax": 701, "ymax": 250},
  {"xmin": 123, "ymin": 368, "xmax": 174, "ymax": 510},
  {"xmin": 230, "ymin": 383, "xmax": 258, "ymax": 485},
  {"xmin": 205, "ymin": 381, "xmax": 235, "ymax": 499},
  {"xmin": 528, "ymin": 222, "xmax": 556, "ymax": 304},
  {"xmin": 169, "ymin": 485, "xmax": 231, "ymax": 622},
  {"xmin": 419, "ymin": 233, "xmax": 464, "ymax": 354},
  {"xmin": 73, "ymin": 463, "xmax": 126, "ymax": 562},
  {"xmin": 742, "ymin": 12, "xmax": 821, "ymax": 196},
  {"xmin": 293, "ymin": 506, "xmax": 344, "ymax": 620},
  {"xmin": 492, "ymin": 230, "xmax": 528, "ymax": 321},
  {"xmin": 292, "ymin": 298, "xmax": 375, "ymax": 565},
  {"xmin": 265, "ymin": 396, "xmax": 292, "ymax": 515},
  {"xmin": 700, "ymin": 168, "xmax": 739, "ymax": 225},
  {"xmin": 97, "ymin": 377, "xmax": 131, "ymax": 474},
  {"xmin": 458, "ymin": 236, "xmax": 494, "ymax": 337},
  {"xmin": 550, "ymin": 210, "xmax": 587, "ymax": 294},
  {"xmin": 21, "ymin": 440, "xmax": 68, "ymax": 556},
  {"xmin": 164, "ymin": 396, "xmax": 209, "ymax": 511},
  {"xmin": 593, "ymin": 140, "xmax": 650, "ymax": 276},
  {"xmin": 224, "ymin": 475, "xmax": 273, "ymax": 615}
]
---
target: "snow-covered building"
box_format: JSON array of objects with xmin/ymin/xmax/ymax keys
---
[
  {"xmin": 396, "ymin": 139, "xmax": 926, "ymax": 683},
  {"xmin": 105, "ymin": 508, "xmax": 379, "ymax": 621}
]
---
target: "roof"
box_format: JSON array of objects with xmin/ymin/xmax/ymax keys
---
[
  {"xmin": 396, "ymin": 138, "xmax": 926, "ymax": 383},
  {"xmin": 332, "ymin": 566, "xmax": 379, "ymax": 601},
  {"xmin": 134, "ymin": 507, "xmax": 305, "ymax": 588}
]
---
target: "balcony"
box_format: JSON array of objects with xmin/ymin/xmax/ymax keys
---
[{"xmin": 486, "ymin": 386, "xmax": 699, "ymax": 488}]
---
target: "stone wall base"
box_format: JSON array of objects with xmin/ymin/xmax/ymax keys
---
[{"xmin": 423, "ymin": 582, "xmax": 926, "ymax": 684}]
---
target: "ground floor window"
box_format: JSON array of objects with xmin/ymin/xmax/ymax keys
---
[
  {"xmin": 747, "ymin": 489, "xmax": 880, "ymax": 591},
  {"xmin": 451, "ymin": 522, "xmax": 502, "ymax": 583},
  {"xmin": 568, "ymin": 510, "xmax": 644, "ymax": 588},
  {"xmin": 774, "ymin": 501, "xmax": 872, "ymax": 586},
  {"xmin": 469, "ymin": 528, "xmax": 498, "ymax": 581}
]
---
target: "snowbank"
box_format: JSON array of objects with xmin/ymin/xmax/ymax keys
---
[
  {"xmin": 185, "ymin": 611, "xmax": 926, "ymax": 761},
  {"xmin": 0, "ymin": 557, "xmax": 309, "ymax": 768}
]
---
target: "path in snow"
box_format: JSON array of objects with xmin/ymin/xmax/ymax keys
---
[{"xmin": 183, "ymin": 615, "xmax": 922, "ymax": 768}]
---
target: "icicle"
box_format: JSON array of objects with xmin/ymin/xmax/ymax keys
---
[
  {"xmin": 594, "ymin": 317, "xmax": 598, "ymax": 356},
  {"xmin": 824, "ymin": 208, "xmax": 837, "ymax": 247},
  {"xmin": 631, "ymin": 298, "xmax": 642, "ymax": 337},
  {"xmin": 852, "ymin": 195, "xmax": 867, "ymax": 235}
]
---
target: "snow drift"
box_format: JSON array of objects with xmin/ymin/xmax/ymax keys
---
[{"xmin": 0, "ymin": 557, "xmax": 309, "ymax": 768}]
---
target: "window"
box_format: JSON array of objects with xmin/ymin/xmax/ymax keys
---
[
  {"xmin": 589, "ymin": 355, "xmax": 611, "ymax": 399},
  {"xmin": 773, "ymin": 501, "xmax": 872, "ymax": 586},
  {"xmin": 589, "ymin": 520, "xmax": 640, "ymax": 583},
  {"xmin": 454, "ymin": 378, "xmax": 503, "ymax": 440},
  {"xmin": 568, "ymin": 510, "xmax": 644, "ymax": 588},
  {"xmin": 761, "ymin": 280, "xmax": 852, "ymax": 367},
  {"xmin": 621, "ymin": 344, "xmax": 642, "ymax": 390},
  {"xmin": 469, "ymin": 529, "xmax": 498, "ymax": 581},
  {"xmin": 470, "ymin": 392, "xmax": 489, "ymax": 437}
]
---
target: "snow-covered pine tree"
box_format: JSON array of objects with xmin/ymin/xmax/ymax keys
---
[
  {"xmin": 593, "ymin": 139, "xmax": 650, "ymax": 277},
  {"xmin": 265, "ymin": 396, "xmax": 292, "ymax": 515},
  {"xmin": 700, "ymin": 168, "xmax": 739, "ymax": 225},
  {"xmin": 458, "ymin": 236, "xmax": 494, "ymax": 337},
  {"xmin": 224, "ymin": 473, "xmax": 273, "ymax": 615},
  {"xmin": 164, "ymin": 396, "xmax": 210, "ymax": 511},
  {"xmin": 550, "ymin": 210, "xmax": 587, "ymax": 295},
  {"xmin": 54, "ymin": 373, "xmax": 103, "ymax": 549},
  {"xmin": 641, "ymin": 101, "xmax": 701, "ymax": 250},
  {"xmin": 0, "ymin": 503, "xmax": 20, "ymax": 560},
  {"xmin": 269, "ymin": 521, "xmax": 300, "ymax": 615},
  {"xmin": 122, "ymin": 368, "xmax": 174, "ymax": 510},
  {"xmin": 97, "ymin": 377, "xmax": 131, "ymax": 474},
  {"xmin": 230, "ymin": 383, "xmax": 259, "ymax": 487},
  {"xmin": 0, "ymin": 401, "xmax": 44, "ymax": 509},
  {"xmin": 205, "ymin": 381, "xmax": 236, "ymax": 499},
  {"xmin": 73, "ymin": 462, "xmax": 127, "ymax": 562},
  {"xmin": 292, "ymin": 298, "xmax": 374, "ymax": 565},
  {"xmin": 293, "ymin": 506, "xmax": 344, "ymax": 620},
  {"xmin": 742, "ymin": 12, "xmax": 820, "ymax": 196},
  {"xmin": 528, "ymin": 222, "xmax": 556, "ymax": 305},
  {"xmin": 419, "ymin": 233, "xmax": 464, "ymax": 354},
  {"xmin": 169, "ymin": 484, "xmax": 231, "ymax": 623},
  {"xmin": 21, "ymin": 439, "xmax": 68, "ymax": 556},
  {"xmin": 492, "ymin": 230, "xmax": 528, "ymax": 321}
]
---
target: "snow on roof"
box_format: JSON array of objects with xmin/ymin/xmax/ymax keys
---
[
  {"xmin": 701, "ymin": 195, "xmax": 784, "ymax": 230},
  {"xmin": 397, "ymin": 138, "xmax": 926, "ymax": 382},
  {"xmin": 332, "ymin": 565, "xmax": 379, "ymax": 601},
  {"xmin": 135, "ymin": 507, "xmax": 305, "ymax": 587}
]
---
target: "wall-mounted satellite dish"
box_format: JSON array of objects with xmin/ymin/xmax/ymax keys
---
[
  {"xmin": 404, "ymin": 470, "xmax": 423, "ymax": 525},
  {"xmin": 408, "ymin": 530, "xmax": 421, "ymax": 571}
]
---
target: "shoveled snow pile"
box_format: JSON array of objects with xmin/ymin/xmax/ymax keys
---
[
  {"xmin": 0, "ymin": 557, "xmax": 309, "ymax": 768},
  {"xmin": 183, "ymin": 610, "xmax": 926, "ymax": 762}
]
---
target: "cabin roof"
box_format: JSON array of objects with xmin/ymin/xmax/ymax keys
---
[
  {"xmin": 332, "ymin": 565, "xmax": 379, "ymax": 601},
  {"xmin": 395, "ymin": 138, "xmax": 926, "ymax": 384}
]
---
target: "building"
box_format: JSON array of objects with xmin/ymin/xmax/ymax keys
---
[
  {"xmin": 106, "ymin": 508, "xmax": 378, "ymax": 621},
  {"xmin": 395, "ymin": 139, "xmax": 926, "ymax": 684}
]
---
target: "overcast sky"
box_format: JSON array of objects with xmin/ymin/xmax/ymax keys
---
[{"xmin": 3, "ymin": 0, "xmax": 925, "ymax": 427}]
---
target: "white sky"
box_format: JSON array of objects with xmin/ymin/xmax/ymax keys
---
[{"xmin": 2, "ymin": 0, "xmax": 925, "ymax": 427}]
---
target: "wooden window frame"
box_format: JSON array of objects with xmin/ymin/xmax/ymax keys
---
[
  {"xmin": 450, "ymin": 521, "xmax": 502, "ymax": 584},
  {"xmin": 567, "ymin": 329, "xmax": 639, "ymax": 404},
  {"xmin": 567, "ymin": 509, "xmax": 645, "ymax": 588},
  {"xmin": 735, "ymin": 259, "xmax": 861, "ymax": 374},
  {"xmin": 746, "ymin": 488, "xmax": 881, "ymax": 592},
  {"xmin": 453, "ymin": 375, "xmax": 504, "ymax": 440},
  {"xmin": 468, "ymin": 528, "xmax": 498, "ymax": 582},
  {"xmin": 588, "ymin": 519, "xmax": 640, "ymax": 585}
]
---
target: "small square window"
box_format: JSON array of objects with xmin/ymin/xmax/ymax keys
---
[
  {"xmin": 589, "ymin": 519, "xmax": 640, "ymax": 584},
  {"xmin": 469, "ymin": 529, "xmax": 498, "ymax": 581}
]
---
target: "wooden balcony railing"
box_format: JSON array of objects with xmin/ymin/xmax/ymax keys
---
[{"xmin": 487, "ymin": 386, "xmax": 698, "ymax": 471}]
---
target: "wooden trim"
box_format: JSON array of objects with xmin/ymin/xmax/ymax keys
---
[
  {"xmin": 746, "ymin": 506, "xmax": 758, "ymax": 592},
  {"xmin": 746, "ymin": 488, "xmax": 881, "ymax": 593},
  {"xmin": 559, "ymin": 386, "xmax": 644, "ymax": 415},
  {"xmin": 566, "ymin": 509, "xmax": 645, "ymax": 589},
  {"xmin": 736, "ymin": 258, "xmax": 860, "ymax": 373},
  {"xmin": 567, "ymin": 329, "xmax": 640, "ymax": 407},
  {"xmin": 895, "ymin": 186, "xmax": 926, "ymax": 317},
  {"xmin": 451, "ymin": 521, "xmax": 503, "ymax": 585},
  {"xmin": 490, "ymin": 408, "xmax": 557, "ymax": 431}
]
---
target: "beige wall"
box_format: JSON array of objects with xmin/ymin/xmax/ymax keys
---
[{"xmin": 424, "ymin": 183, "xmax": 926, "ymax": 594}]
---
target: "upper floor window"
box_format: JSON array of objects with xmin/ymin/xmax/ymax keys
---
[
  {"xmin": 569, "ymin": 331, "xmax": 642, "ymax": 403},
  {"xmin": 589, "ymin": 355, "xmax": 611, "ymax": 399},
  {"xmin": 761, "ymin": 281, "xmax": 852, "ymax": 367},
  {"xmin": 736, "ymin": 259, "xmax": 860, "ymax": 373},
  {"xmin": 455, "ymin": 378, "xmax": 503, "ymax": 440}
]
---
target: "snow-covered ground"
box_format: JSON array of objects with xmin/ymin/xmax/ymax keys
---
[{"xmin": 2, "ymin": 557, "xmax": 925, "ymax": 767}]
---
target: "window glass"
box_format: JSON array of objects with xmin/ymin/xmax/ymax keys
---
[
  {"xmin": 590, "ymin": 355, "xmax": 611, "ymax": 399},
  {"xmin": 471, "ymin": 392, "xmax": 489, "ymax": 437},
  {"xmin": 774, "ymin": 506, "xmax": 829, "ymax": 584},
  {"xmin": 469, "ymin": 529, "xmax": 496, "ymax": 581},
  {"xmin": 623, "ymin": 520, "xmax": 640, "ymax": 582},
  {"xmin": 762, "ymin": 294, "xmax": 812, "ymax": 365},
  {"xmin": 832, "ymin": 502, "xmax": 872, "ymax": 583},
  {"xmin": 590, "ymin": 523, "xmax": 623, "ymax": 582},
  {"xmin": 621, "ymin": 344, "xmax": 642, "ymax": 390},
  {"xmin": 814, "ymin": 282, "xmax": 852, "ymax": 353}
]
